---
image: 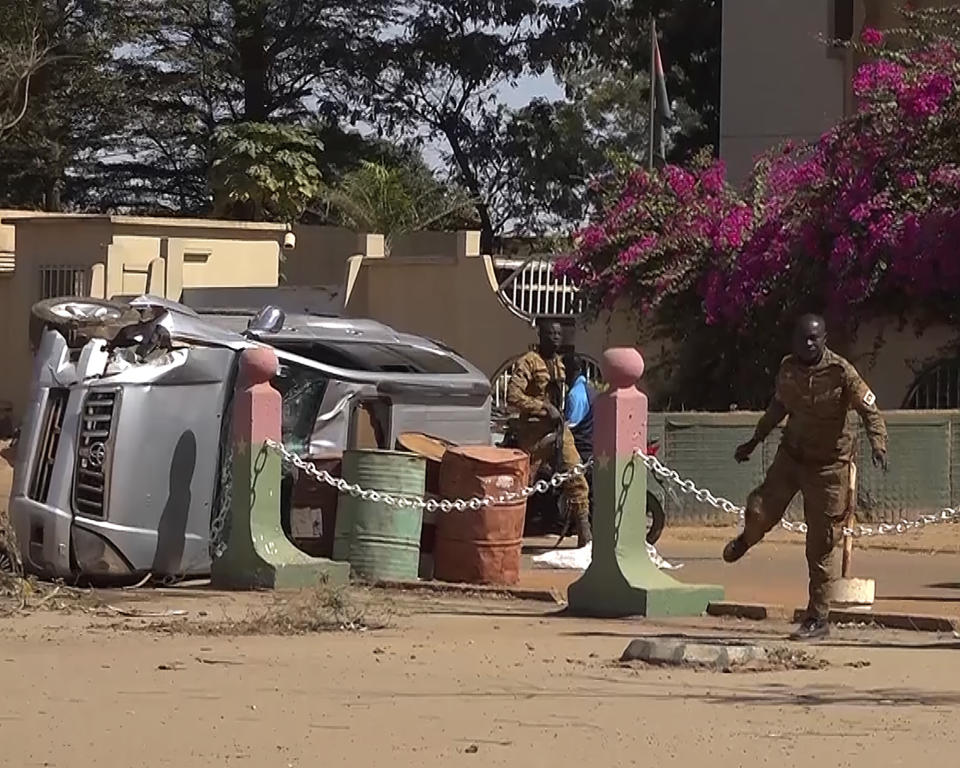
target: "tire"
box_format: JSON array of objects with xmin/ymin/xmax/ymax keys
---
[
  {"xmin": 646, "ymin": 491, "xmax": 665, "ymax": 545},
  {"xmin": 31, "ymin": 297, "xmax": 139, "ymax": 330}
]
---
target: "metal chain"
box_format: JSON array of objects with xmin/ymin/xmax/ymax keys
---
[
  {"xmin": 631, "ymin": 446, "xmax": 960, "ymax": 538},
  {"xmin": 265, "ymin": 439, "xmax": 592, "ymax": 512},
  {"xmin": 209, "ymin": 410, "xmax": 235, "ymax": 560},
  {"xmin": 261, "ymin": 438, "xmax": 960, "ymax": 539}
]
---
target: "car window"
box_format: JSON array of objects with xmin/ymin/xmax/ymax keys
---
[
  {"xmin": 272, "ymin": 358, "xmax": 329, "ymax": 455},
  {"xmin": 274, "ymin": 341, "xmax": 467, "ymax": 375}
]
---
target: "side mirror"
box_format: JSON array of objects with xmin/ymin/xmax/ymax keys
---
[{"xmin": 246, "ymin": 305, "xmax": 285, "ymax": 335}]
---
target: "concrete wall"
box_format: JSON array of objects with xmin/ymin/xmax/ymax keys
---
[
  {"xmin": 649, "ymin": 410, "xmax": 960, "ymax": 525},
  {"xmin": 720, "ymin": 0, "xmax": 850, "ymax": 186},
  {"xmin": 283, "ymin": 225, "xmax": 382, "ymax": 287},
  {"xmin": 847, "ymin": 319, "xmax": 959, "ymax": 409},
  {"xmin": 0, "ymin": 214, "xmax": 287, "ymax": 420},
  {"xmin": 338, "ymin": 231, "xmax": 647, "ymax": 381}
]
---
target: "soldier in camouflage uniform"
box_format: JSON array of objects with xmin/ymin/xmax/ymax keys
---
[
  {"xmin": 507, "ymin": 321, "xmax": 592, "ymax": 547},
  {"xmin": 725, "ymin": 314, "xmax": 888, "ymax": 640}
]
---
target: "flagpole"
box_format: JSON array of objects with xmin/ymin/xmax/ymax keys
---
[{"xmin": 648, "ymin": 15, "xmax": 656, "ymax": 171}]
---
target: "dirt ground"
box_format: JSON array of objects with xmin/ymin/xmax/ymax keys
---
[
  {"xmin": 5, "ymin": 445, "xmax": 960, "ymax": 766},
  {"xmin": 2, "ymin": 584, "xmax": 960, "ymax": 768}
]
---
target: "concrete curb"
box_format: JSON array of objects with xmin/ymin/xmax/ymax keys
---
[
  {"xmin": 368, "ymin": 579, "xmax": 565, "ymax": 605},
  {"xmin": 794, "ymin": 608, "xmax": 958, "ymax": 633},
  {"xmin": 708, "ymin": 601, "xmax": 958, "ymax": 632}
]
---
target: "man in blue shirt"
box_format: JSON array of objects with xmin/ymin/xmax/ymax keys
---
[{"xmin": 563, "ymin": 353, "xmax": 595, "ymax": 465}]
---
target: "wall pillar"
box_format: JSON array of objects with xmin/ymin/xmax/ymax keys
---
[
  {"xmin": 211, "ymin": 347, "xmax": 350, "ymax": 589},
  {"xmin": 567, "ymin": 347, "xmax": 723, "ymax": 617}
]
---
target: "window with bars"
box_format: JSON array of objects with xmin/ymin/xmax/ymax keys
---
[
  {"xmin": 903, "ymin": 359, "xmax": 960, "ymax": 410},
  {"xmin": 494, "ymin": 257, "xmax": 583, "ymax": 319},
  {"xmin": 39, "ymin": 265, "xmax": 88, "ymax": 300}
]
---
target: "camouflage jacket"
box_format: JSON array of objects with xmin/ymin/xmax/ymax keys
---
[
  {"xmin": 506, "ymin": 350, "xmax": 565, "ymax": 443},
  {"xmin": 754, "ymin": 348, "xmax": 888, "ymax": 464}
]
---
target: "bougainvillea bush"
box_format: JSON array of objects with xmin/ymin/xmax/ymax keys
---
[{"xmin": 555, "ymin": 7, "xmax": 960, "ymax": 408}]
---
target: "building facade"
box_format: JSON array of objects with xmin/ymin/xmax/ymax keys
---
[{"xmin": 720, "ymin": 0, "xmax": 950, "ymax": 187}]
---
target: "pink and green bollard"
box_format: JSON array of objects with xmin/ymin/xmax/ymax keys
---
[
  {"xmin": 211, "ymin": 347, "xmax": 350, "ymax": 590},
  {"xmin": 567, "ymin": 347, "xmax": 723, "ymax": 617}
]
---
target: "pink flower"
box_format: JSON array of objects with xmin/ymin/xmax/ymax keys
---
[
  {"xmin": 664, "ymin": 165, "xmax": 696, "ymax": 200},
  {"xmin": 853, "ymin": 60, "xmax": 905, "ymax": 99},
  {"xmin": 897, "ymin": 171, "xmax": 919, "ymax": 188},
  {"xmin": 860, "ymin": 27, "xmax": 884, "ymax": 46},
  {"xmin": 930, "ymin": 165, "xmax": 960, "ymax": 188},
  {"xmin": 551, "ymin": 256, "xmax": 573, "ymax": 277},
  {"xmin": 714, "ymin": 206, "xmax": 753, "ymax": 250},
  {"xmin": 850, "ymin": 202, "xmax": 872, "ymax": 223},
  {"xmin": 898, "ymin": 72, "xmax": 953, "ymax": 119},
  {"xmin": 577, "ymin": 225, "xmax": 607, "ymax": 251},
  {"xmin": 699, "ymin": 162, "xmax": 726, "ymax": 194}
]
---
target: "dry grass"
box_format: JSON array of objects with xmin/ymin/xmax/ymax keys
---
[
  {"xmin": 757, "ymin": 645, "xmax": 831, "ymax": 671},
  {"xmin": 0, "ymin": 572, "xmax": 102, "ymax": 616},
  {"xmin": 145, "ymin": 583, "xmax": 394, "ymax": 637}
]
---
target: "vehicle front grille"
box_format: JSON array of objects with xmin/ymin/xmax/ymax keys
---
[
  {"xmin": 28, "ymin": 389, "xmax": 69, "ymax": 503},
  {"xmin": 73, "ymin": 389, "xmax": 118, "ymax": 519}
]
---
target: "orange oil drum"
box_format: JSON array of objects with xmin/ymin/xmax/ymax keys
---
[{"xmin": 434, "ymin": 446, "xmax": 530, "ymax": 585}]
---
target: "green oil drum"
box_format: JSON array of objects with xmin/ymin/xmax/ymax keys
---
[{"xmin": 334, "ymin": 449, "xmax": 426, "ymax": 581}]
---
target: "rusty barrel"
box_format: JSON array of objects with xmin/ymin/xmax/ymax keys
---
[
  {"xmin": 334, "ymin": 449, "xmax": 426, "ymax": 582},
  {"xmin": 434, "ymin": 446, "xmax": 530, "ymax": 586}
]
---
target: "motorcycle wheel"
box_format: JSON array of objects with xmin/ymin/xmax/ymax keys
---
[{"xmin": 646, "ymin": 492, "xmax": 666, "ymax": 545}]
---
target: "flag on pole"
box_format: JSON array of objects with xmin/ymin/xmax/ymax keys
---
[{"xmin": 648, "ymin": 18, "xmax": 673, "ymax": 169}]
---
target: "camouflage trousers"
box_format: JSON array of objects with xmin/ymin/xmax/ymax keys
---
[
  {"xmin": 742, "ymin": 447, "xmax": 852, "ymax": 620},
  {"xmin": 519, "ymin": 425, "xmax": 591, "ymax": 521}
]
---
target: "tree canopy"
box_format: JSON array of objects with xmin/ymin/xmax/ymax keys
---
[{"xmin": 0, "ymin": 0, "xmax": 722, "ymax": 241}]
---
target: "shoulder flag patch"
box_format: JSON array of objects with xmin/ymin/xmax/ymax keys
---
[{"xmin": 863, "ymin": 390, "xmax": 877, "ymax": 407}]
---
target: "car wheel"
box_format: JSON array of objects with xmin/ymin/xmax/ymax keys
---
[{"xmin": 32, "ymin": 297, "xmax": 139, "ymax": 329}]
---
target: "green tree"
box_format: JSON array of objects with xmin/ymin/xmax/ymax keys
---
[
  {"xmin": 499, "ymin": 64, "xmax": 702, "ymax": 236},
  {"xmin": 0, "ymin": 0, "xmax": 133, "ymax": 210},
  {"xmin": 209, "ymin": 121, "xmax": 323, "ymax": 222},
  {"xmin": 0, "ymin": 3, "xmax": 50, "ymax": 141},
  {"xmin": 355, "ymin": 0, "xmax": 564, "ymax": 251},
  {"xmin": 111, "ymin": 0, "xmax": 395, "ymax": 213},
  {"xmin": 318, "ymin": 158, "xmax": 476, "ymax": 254},
  {"xmin": 542, "ymin": 0, "xmax": 721, "ymax": 161}
]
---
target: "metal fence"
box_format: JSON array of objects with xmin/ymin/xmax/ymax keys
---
[
  {"xmin": 648, "ymin": 410, "xmax": 960, "ymax": 525},
  {"xmin": 494, "ymin": 256, "xmax": 582, "ymax": 320}
]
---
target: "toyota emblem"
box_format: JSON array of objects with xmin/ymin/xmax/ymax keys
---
[{"xmin": 87, "ymin": 442, "xmax": 106, "ymax": 468}]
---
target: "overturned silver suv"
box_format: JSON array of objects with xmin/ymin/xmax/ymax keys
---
[{"xmin": 9, "ymin": 290, "xmax": 491, "ymax": 583}]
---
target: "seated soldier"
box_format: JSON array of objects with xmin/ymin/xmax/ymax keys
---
[{"xmin": 506, "ymin": 321, "xmax": 592, "ymax": 547}]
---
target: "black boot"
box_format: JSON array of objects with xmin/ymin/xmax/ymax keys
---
[
  {"xmin": 791, "ymin": 617, "xmax": 830, "ymax": 640},
  {"xmin": 722, "ymin": 535, "xmax": 749, "ymax": 563}
]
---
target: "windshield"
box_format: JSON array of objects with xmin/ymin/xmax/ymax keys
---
[
  {"xmin": 272, "ymin": 358, "xmax": 329, "ymax": 454},
  {"xmin": 274, "ymin": 340, "xmax": 467, "ymax": 375}
]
